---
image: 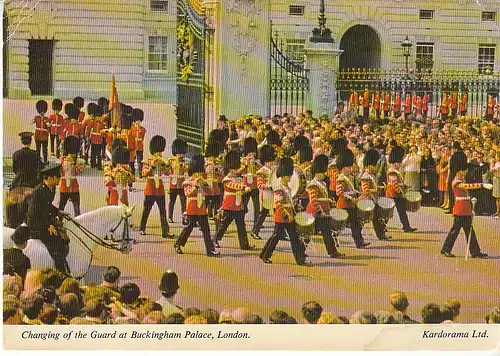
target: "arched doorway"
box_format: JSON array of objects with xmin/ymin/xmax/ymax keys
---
[
  {"xmin": 3, "ymin": 11, "xmax": 8, "ymax": 98},
  {"xmin": 339, "ymin": 25, "xmax": 381, "ymax": 70}
]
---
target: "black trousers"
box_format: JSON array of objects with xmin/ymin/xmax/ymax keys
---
[
  {"xmin": 32, "ymin": 229, "xmax": 69, "ymax": 274},
  {"xmin": 422, "ymin": 110, "xmax": 428, "ymax": 119},
  {"xmin": 441, "ymin": 215, "xmax": 481, "ymax": 255},
  {"xmin": 372, "ymin": 207, "xmax": 387, "ymax": 239},
  {"xmin": 375, "ymin": 109, "xmax": 381, "ymax": 119},
  {"xmin": 136, "ymin": 150, "xmax": 144, "ymax": 176},
  {"xmin": 460, "ymin": 110, "xmax": 466, "ymax": 116},
  {"xmin": 50, "ymin": 134, "xmax": 61, "ymax": 157},
  {"xmin": 243, "ymin": 189, "xmax": 260, "ymax": 229},
  {"xmin": 363, "ymin": 107, "xmax": 369, "ymax": 120},
  {"xmin": 128, "ymin": 162, "xmax": 135, "ymax": 188},
  {"xmin": 101, "ymin": 137, "xmax": 107, "ymax": 159},
  {"xmin": 168, "ymin": 189, "xmax": 186, "ymax": 220},
  {"xmin": 253, "ymin": 208, "xmax": 269, "ymax": 235},
  {"xmin": 214, "ymin": 210, "xmax": 250, "ymax": 250},
  {"xmin": 316, "ymin": 216, "xmax": 340, "ymax": 255},
  {"xmin": 451, "ymin": 108, "xmax": 458, "ymax": 119},
  {"xmin": 140, "ymin": 195, "xmax": 170, "ymax": 237},
  {"xmin": 205, "ymin": 195, "xmax": 221, "ymax": 218},
  {"xmin": 59, "ymin": 192, "xmax": 81, "ymax": 217},
  {"xmin": 176, "ymin": 215, "xmax": 215, "ymax": 255},
  {"xmin": 383, "ymin": 110, "xmax": 389, "ymax": 118},
  {"xmin": 447, "ymin": 178, "xmax": 455, "ymax": 211},
  {"xmin": 259, "ymin": 222, "xmax": 307, "ymax": 265},
  {"xmin": 91, "ymin": 143, "xmax": 103, "ymax": 169},
  {"xmin": 35, "ymin": 140, "xmax": 48, "ymax": 164},
  {"xmin": 345, "ymin": 208, "xmax": 365, "ymax": 248},
  {"xmin": 394, "ymin": 197, "xmax": 411, "ymax": 231}
]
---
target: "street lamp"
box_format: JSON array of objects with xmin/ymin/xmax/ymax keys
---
[{"xmin": 401, "ymin": 36, "xmax": 413, "ymax": 72}]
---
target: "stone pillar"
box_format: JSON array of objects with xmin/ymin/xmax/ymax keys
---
[{"xmin": 304, "ymin": 41, "xmax": 343, "ymax": 118}]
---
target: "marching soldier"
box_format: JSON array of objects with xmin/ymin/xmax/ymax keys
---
[
  {"xmin": 10, "ymin": 132, "xmax": 43, "ymax": 190},
  {"xmin": 336, "ymin": 149, "xmax": 370, "ymax": 249},
  {"xmin": 130, "ymin": 108, "xmax": 146, "ymax": 177},
  {"xmin": 373, "ymin": 91, "xmax": 381, "ymax": 120},
  {"xmin": 441, "ymin": 93, "xmax": 451, "ymax": 120},
  {"xmin": 117, "ymin": 114, "xmax": 136, "ymax": 191},
  {"xmin": 73, "ymin": 97, "xmax": 86, "ymax": 123},
  {"xmin": 81, "ymin": 103, "xmax": 96, "ymax": 165},
  {"xmin": 259, "ymin": 157, "xmax": 310, "ymax": 265},
  {"xmin": 90, "ymin": 105, "xmax": 106, "ymax": 170},
  {"xmin": 49, "ymin": 99, "xmax": 64, "ymax": 158},
  {"xmin": 403, "ymin": 92, "xmax": 412, "ymax": 120},
  {"xmin": 204, "ymin": 135, "xmax": 224, "ymax": 219},
  {"xmin": 168, "ymin": 138, "xmax": 189, "ymax": 223},
  {"xmin": 33, "ymin": 100, "xmax": 50, "ymax": 165},
  {"xmin": 382, "ymin": 91, "xmax": 391, "ymax": 121},
  {"xmin": 241, "ymin": 137, "xmax": 261, "ymax": 229},
  {"xmin": 361, "ymin": 87, "xmax": 370, "ymax": 121},
  {"xmin": 103, "ymin": 140, "xmax": 134, "ymax": 206},
  {"xmin": 296, "ymin": 142, "xmax": 313, "ymax": 209},
  {"xmin": 97, "ymin": 97, "xmax": 110, "ymax": 158},
  {"xmin": 459, "ymin": 92, "xmax": 468, "ymax": 117},
  {"xmin": 451, "ymin": 91, "xmax": 459, "ymax": 119},
  {"xmin": 386, "ymin": 145, "xmax": 417, "ymax": 233},
  {"xmin": 213, "ymin": 149, "xmax": 254, "ymax": 250},
  {"xmin": 63, "ymin": 103, "xmax": 82, "ymax": 139},
  {"xmin": 440, "ymin": 151, "xmax": 487, "ymax": 258},
  {"xmin": 174, "ymin": 155, "xmax": 220, "ymax": 257},
  {"xmin": 486, "ymin": 95, "xmax": 496, "ymax": 122},
  {"xmin": 349, "ymin": 89, "xmax": 359, "ymax": 116},
  {"xmin": 393, "ymin": 92, "xmax": 402, "ymax": 118},
  {"xmin": 306, "ymin": 154, "xmax": 345, "ymax": 258},
  {"xmin": 139, "ymin": 135, "xmax": 175, "ymax": 239},
  {"xmin": 360, "ymin": 149, "xmax": 391, "ymax": 241},
  {"xmin": 59, "ymin": 136, "xmax": 84, "ymax": 217},
  {"xmin": 327, "ymin": 137, "xmax": 349, "ymax": 199},
  {"xmin": 422, "ymin": 92, "xmax": 430, "ymax": 119}
]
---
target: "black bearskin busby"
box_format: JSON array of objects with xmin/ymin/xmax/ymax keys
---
[
  {"xmin": 188, "ymin": 155, "xmax": 205, "ymax": 176},
  {"xmin": 451, "ymin": 150, "xmax": 468, "ymax": 174},
  {"xmin": 332, "ymin": 137, "xmax": 348, "ymax": 155},
  {"xmin": 224, "ymin": 149, "xmax": 241, "ymax": 170},
  {"xmin": 132, "ymin": 108, "xmax": 144, "ymax": 122},
  {"xmin": 172, "ymin": 138, "xmax": 187, "ymax": 156},
  {"xmin": 312, "ymin": 154, "xmax": 329, "ymax": 175},
  {"xmin": 276, "ymin": 157, "xmax": 294, "ymax": 178},
  {"xmin": 94, "ymin": 104, "xmax": 104, "ymax": 117},
  {"xmin": 73, "ymin": 97, "xmax": 84, "ymax": 109},
  {"xmin": 389, "ymin": 145, "xmax": 405, "ymax": 164},
  {"xmin": 336, "ymin": 149, "xmax": 354, "ymax": 170},
  {"xmin": 205, "ymin": 139, "xmax": 224, "ymax": 158},
  {"xmin": 159, "ymin": 270, "xmax": 179, "ymax": 293},
  {"xmin": 87, "ymin": 102, "xmax": 97, "ymax": 116},
  {"xmin": 112, "ymin": 146, "xmax": 130, "ymax": 166},
  {"xmin": 150, "ymin": 135, "xmax": 166, "ymax": 155},
  {"xmin": 111, "ymin": 138, "xmax": 127, "ymax": 153},
  {"xmin": 259, "ymin": 144, "xmax": 275, "ymax": 164},
  {"xmin": 243, "ymin": 137, "xmax": 258, "ymax": 155},
  {"xmin": 64, "ymin": 103, "xmax": 78, "ymax": 120},
  {"xmin": 298, "ymin": 144, "xmax": 313, "ymax": 164},
  {"xmin": 293, "ymin": 134, "xmax": 310, "ymax": 151},
  {"xmin": 120, "ymin": 114, "xmax": 132, "ymax": 130},
  {"xmin": 97, "ymin": 97, "xmax": 109, "ymax": 111},
  {"xmin": 267, "ymin": 130, "xmax": 282, "ymax": 146},
  {"xmin": 36, "ymin": 100, "xmax": 48, "ymax": 114},
  {"xmin": 63, "ymin": 135, "xmax": 81, "ymax": 155},
  {"xmin": 52, "ymin": 99, "xmax": 63, "ymax": 111},
  {"xmin": 363, "ymin": 148, "xmax": 380, "ymax": 167}
]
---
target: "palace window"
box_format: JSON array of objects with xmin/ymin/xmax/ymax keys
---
[
  {"xmin": 478, "ymin": 45, "xmax": 495, "ymax": 73},
  {"xmin": 286, "ymin": 38, "xmax": 306, "ymax": 62},
  {"xmin": 419, "ymin": 10, "xmax": 434, "ymax": 20},
  {"xmin": 289, "ymin": 5, "xmax": 305, "ymax": 16},
  {"xmin": 416, "ymin": 42, "xmax": 434, "ymax": 71},
  {"xmin": 150, "ymin": 0, "xmax": 168, "ymax": 12},
  {"xmin": 481, "ymin": 11, "xmax": 496, "ymax": 22},
  {"xmin": 148, "ymin": 36, "xmax": 169, "ymax": 71}
]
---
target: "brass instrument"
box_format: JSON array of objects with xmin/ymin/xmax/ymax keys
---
[
  {"xmin": 153, "ymin": 153, "xmax": 166, "ymax": 189},
  {"xmin": 192, "ymin": 173, "xmax": 208, "ymax": 208}
]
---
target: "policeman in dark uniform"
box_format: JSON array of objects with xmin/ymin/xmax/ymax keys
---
[
  {"xmin": 26, "ymin": 163, "xmax": 71, "ymax": 274},
  {"xmin": 10, "ymin": 132, "xmax": 43, "ymax": 190},
  {"xmin": 216, "ymin": 115, "xmax": 229, "ymax": 149},
  {"xmin": 3, "ymin": 224, "xmax": 31, "ymax": 283}
]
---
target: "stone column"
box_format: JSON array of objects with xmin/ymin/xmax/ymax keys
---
[{"xmin": 304, "ymin": 41, "xmax": 343, "ymax": 118}]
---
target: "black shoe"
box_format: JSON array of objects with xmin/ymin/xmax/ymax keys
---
[
  {"xmin": 163, "ymin": 232, "xmax": 176, "ymax": 239},
  {"xmin": 358, "ymin": 242, "xmax": 371, "ymax": 249},
  {"xmin": 444, "ymin": 211, "xmax": 452, "ymax": 215},
  {"xmin": 440, "ymin": 251, "xmax": 455, "ymax": 258},
  {"xmin": 378, "ymin": 235, "xmax": 392, "ymax": 241},
  {"xmin": 207, "ymin": 250, "xmax": 220, "ymax": 257},
  {"xmin": 213, "ymin": 239, "xmax": 220, "ymax": 248},
  {"xmin": 168, "ymin": 218, "xmax": 174, "ymax": 223},
  {"xmin": 261, "ymin": 257, "xmax": 272, "ymax": 264},
  {"xmin": 329, "ymin": 252, "xmax": 345, "ymax": 258},
  {"xmin": 139, "ymin": 230, "xmax": 146, "ymax": 236},
  {"xmin": 297, "ymin": 260, "xmax": 312, "ymax": 266},
  {"xmin": 250, "ymin": 232, "xmax": 262, "ymax": 240},
  {"xmin": 404, "ymin": 228, "xmax": 417, "ymax": 233},
  {"xmin": 471, "ymin": 252, "xmax": 488, "ymax": 259},
  {"xmin": 241, "ymin": 245, "xmax": 257, "ymax": 251},
  {"xmin": 174, "ymin": 244, "xmax": 183, "ymax": 254}
]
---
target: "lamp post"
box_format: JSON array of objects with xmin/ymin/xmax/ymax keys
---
[{"xmin": 401, "ymin": 36, "xmax": 413, "ymax": 73}]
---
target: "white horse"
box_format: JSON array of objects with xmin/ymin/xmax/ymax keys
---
[{"xmin": 3, "ymin": 205, "xmax": 134, "ymax": 280}]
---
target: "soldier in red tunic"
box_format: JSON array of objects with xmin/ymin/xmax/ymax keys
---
[
  {"xmin": 90, "ymin": 105, "xmax": 106, "ymax": 170},
  {"xmin": 373, "ymin": 91, "xmax": 381, "ymax": 120},
  {"xmin": 349, "ymin": 89, "xmax": 359, "ymax": 116},
  {"xmin": 73, "ymin": 97, "xmax": 86, "ymax": 158},
  {"xmin": 403, "ymin": 93, "xmax": 412, "ymax": 120},
  {"xmin": 241, "ymin": 137, "xmax": 262, "ymax": 229},
  {"xmin": 441, "ymin": 151, "xmax": 487, "ymax": 258},
  {"xmin": 382, "ymin": 91, "xmax": 391, "ymax": 121},
  {"xmin": 49, "ymin": 99, "xmax": 64, "ymax": 158},
  {"xmin": 251, "ymin": 144, "xmax": 275, "ymax": 239},
  {"xmin": 259, "ymin": 157, "xmax": 309, "ymax": 265},
  {"xmin": 361, "ymin": 87, "xmax": 370, "ymax": 121},
  {"xmin": 174, "ymin": 155, "xmax": 220, "ymax": 257},
  {"xmin": 168, "ymin": 139, "xmax": 189, "ymax": 223},
  {"xmin": 103, "ymin": 140, "xmax": 134, "ymax": 206},
  {"xmin": 33, "ymin": 100, "xmax": 50, "ymax": 165},
  {"xmin": 204, "ymin": 135, "xmax": 224, "ymax": 220},
  {"xmin": 295, "ymin": 139, "xmax": 313, "ymax": 210},
  {"xmin": 393, "ymin": 92, "xmax": 402, "ymax": 118},
  {"xmin": 450, "ymin": 91, "xmax": 459, "ymax": 119},
  {"xmin": 422, "ymin": 92, "xmax": 430, "ymax": 119},
  {"xmin": 459, "ymin": 92, "xmax": 468, "ymax": 117},
  {"xmin": 117, "ymin": 114, "xmax": 136, "ymax": 192},
  {"xmin": 59, "ymin": 136, "xmax": 84, "ymax": 216},
  {"xmin": 213, "ymin": 149, "xmax": 254, "ymax": 250},
  {"xmin": 63, "ymin": 103, "xmax": 82, "ymax": 139},
  {"xmin": 81, "ymin": 102, "xmax": 96, "ymax": 165},
  {"xmin": 306, "ymin": 154, "xmax": 344, "ymax": 258},
  {"xmin": 139, "ymin": 135, "xmax": 175, "ymax": 239},
  {"xmin": 130, "ymin": 109, "xmax": 146, "ymax": 177}
]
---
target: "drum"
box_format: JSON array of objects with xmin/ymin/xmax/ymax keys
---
[
  {"xmin": 329, "ymin": 208, "xmax": 348, "ymax": 232},
  {"xmin": 356, "ymin": 198, "xmax": 375, "ymax": 223},
  {"xmin": 295, "ymin": 212, "xmax": 315, "ymax": 237},
  {"xmin": 376, "ymin": 197, "xmax": 395, "ymax": 220},
  {"xmin": 270, "ymin": 165, "xmax": 306, "ymax": 198},
  {"xmin": 404, "ymin": 191, "xmax": 422, "ymax": 212}
]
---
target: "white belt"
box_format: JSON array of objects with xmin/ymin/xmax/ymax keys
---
[
  {"xmin": 91, "ymin": 133, "xmax": 101, "ymax": 135},
  {"xmin": 316, "ymin": 198, "xmax": 330, "ymax": 201},
  {"xmin": 455, "ymin": 197, "xmax": 470, "ymax": 201},
  {"xmin": 36, "ymin": 128, "xmax": 48, "ymax": 131}
]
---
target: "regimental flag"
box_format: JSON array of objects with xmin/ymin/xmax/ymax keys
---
[{"xmin": 109, "ymin": 72, "xmax": 122, "ymax": 128}]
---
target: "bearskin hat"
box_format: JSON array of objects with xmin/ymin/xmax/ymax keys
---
[
  {"xmin": 276, "ymin": 157, "xmax": 294, "ymax": 178},
  {"xmin": 259, "ymin": 144, "xmax": 275, "ymax": 164},
  {"xmin": 298, "ymin": 144, "xmax": 313, "ymax": 164},
  {"xmin": 312, "ymin": 154, "xmax": 329, "ymax": 175},
  {"xmin": 293, "ymin": 134, "xmax": 310, "ymax": 151},
  {"xmin": 150, "ymin": 135, "xmax": 166, "ymax": 155},
  {"xmin": 389, "ymin": 145, "xmax": 405, "ymax": 164},
  {"xmin": 111, "ymin": 138, "xmax": 127, "ymax": 153},
  {"xmin": 64, "ymin": 103, "xmax": 78, "ymax": 120},
  {"xmin": 63, "ymin": 135, "xmax": 81, "ymax": 155},
  {"xmin": 243, "ymin": 137, "xmax": 258, "ymax": 155},
  {"xmin": 94, "ymin": 104, "xmax": 104, "ymax": 117},
  {"xmin": 87, "ymin": 102, "xmax": 97, "ymax": 116},
  {"xmin": 188, "ymin": 155, "xmax": 205, "ymax": 176},
  {"xmin": 363, "ymin": 148, "xmax": 380, "ymax": 167},
  {"xmin": 36, "ymin": 100, "xmax": 48, "ymax": 114},
  {"xmin": 73, "ymin": 97, "xmax": 84, "ymax": 109},
  {"xmin": 336, "ymin": 149, "xmax": 354, "ymax": 170},
  {"xmin": 205, "ymin": 140, "xmax": 224, "ymax": 158},
  {"xmin": 120, "ymin": 114, "xmax": 132, "ymax": 130},
  {"xmin": 266, "ymin": 130, "xmax": 282, "ymax": 146},
  {"xmin": 450, "ymin": 150, "xmax": 468, "ymax": 173},
  {"xmin": 97, "ymin": 97, "xmax": 109, "ymax": 110},
  {"xmin": 224, "ymin": 149, "xmax": 241, "ymax": 170},
  {"xmin": 52, "ymin": 99, "xmax": 63, "ymax": 111},
  {"xmin": 159, "ymin": 270, "xmax": 179, "ymax": 293},
  {"xmin": 123, "ymin": 105, "xmax": 133, "ymax": 116},
  {"xmin": 112, "ymin": 146, "xmax": 130, "ymax": 166},
  {"xmin": 332, "ymin": 137, "xmax": 348, "ymax": 155},
  {"xmin": 132, "ymin": 108, "xmax": 144, "ymax": 122},
  {"xmin": 172, "ymin": 138, "xmax": 187, "ymax": 155}
]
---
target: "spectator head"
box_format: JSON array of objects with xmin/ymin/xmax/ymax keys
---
[
  {"xmin": 183, "ymin": 307, "xmax": 201, "ymax": 318},
  {"xmin": 119, "ymin": 283, "xmax": 141, "ymax": 305},
  {"xmin": 11, "ymin": 224, "xmax": 30, "ymax": 248},
  {"xmin": 57, "ymin": 293, "xmax": 81, "ymax": 320},
  {"xmin": 389, "ymin": 291, "xmax": 410, "ymax": 313},
  {"xmin": 39, "ymin": 268, "xmax": 64, "ymax": 290},
  {"xmin": 39, "ymin": 305, "xmax": 59, "ymax": 325},
  {"xmin": 349, "ymin": 311, "xmax": 377, "ymax": 324},
  {"xmin": 102, "ymin": 266, "xmax": 121, "ymax": 286},
  {"xmin": 485, "ymin": 307, "xmax": 500, "ymax": 324},
  {"xmin": 38, "ymin": 287, "xmax": 56, "ymax": 304},
  {"xmin": 269, "ymin": 309, "xmax": 290, "ymax": 324},
  {"xmin": 137, "ymin": 302, "xmax": 163, "ymax": 322},
  {"xmin": 440, "ymin": 306, "xmax": 454, "ymax": 323},
  {"xmin": 142, "ymin": 311, "xmax": 167, "ymax": 324},
  {"xmin": 317, "ymin": 312, "xmax": 344, "ymax": 324},
  {"xmin": 83, "ymin": 298, "xmax": 109, "ymax": 319},
  {"xmin": 184, "ymin": 315, "xmax": 208, "ymax": 324},
  {"xmin": 338, "ymin": 316, "xmax": 350, "ymax": 324},
  {"xmin": 3, "ymin": 296, "xmax": 22, "ymax": 324},
  {"xmin": 374, "ymin": 310, "xmax": 396, "ymax": 324},
  {"xmin": 286, "ymin": 316, "xmax": 298, "ymax": 324},
  {"xmin": 159, "ymin": 270, "xmax": 179, "ymax": 298},
  {"xmin": 219, "ymin": 309, "xmax": 233, "ymax": 324},
  {"xmin": 165, "ymin": 313, "xmax": 185, "ymax": 324},
  {"xmin": 57, "ymin": 278, "xmax": 81, "ymax": 296},
  {"xmin": 114, "ymin": 317, "xmax": 140, "ymax": 325},
  {"xmin": 421, "ymin": 303, "xmax": 442, "ymax": 324},
  {"xmin": 20, "ymin": 292, "xmax": 44, "ymax": 320},
  {"xmin": 301, "ymin": 301, "xmax": 323, "ymax": 324},
  {"xmin": 3, "ymin": 274, "xmax": 22, "ymax": 297},
  {"xmin": 243, "ymin": 313, "xmax": 264, "ymax": 324},
  {"xmin": 200, "ymin": 309, "xmax": 220, "ymax": 324},
  {"xmin": 444, "ymin": 298, "xmax": 461, "ymax": 320},
  {"xmin": 231, "ymin": 307, "xmax": 251, "ymax": 324},
  {"xmin": 24, "ymin": 270, "xmax": 42, "ymax": 294}
]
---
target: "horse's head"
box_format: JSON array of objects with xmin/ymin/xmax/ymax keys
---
[{"xmin": 122, "ymin": 204, "xmax": 135, "ymax": 219}]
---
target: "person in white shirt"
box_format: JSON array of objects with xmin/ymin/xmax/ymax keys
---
[
  {"xmin": 402, "ymin": 146, "xmax": 422, "ymax": 191},
  {"xmin": 155, "ymin": 270, "xmax": 182, "ymax": 318}
]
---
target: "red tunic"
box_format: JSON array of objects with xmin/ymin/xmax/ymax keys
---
[
  {"xmin": 393, "ymin": 95, "xmax": 401, "ymax": 112},
  {"xmin": 452, "ymin": 178, "xmax": 481, "ymax": 216},
  {"xmin": 168, "ymin": 157, "xmax": 189, "ymax": 190},
  {"xmin": 273, "ymin": 184, "xmax": 294, "ymax": 223},
  {"xmin": 33, "ymin": 115, "xmax": 49, "ymax": 141},
  {"xmin": 403, "ymin": 95, "xmax": 411, "ymax": 113},
  {"xmin": 184, "ymin": 176, "xmax": 212, "ymax": 215},
  {"xmin": 204, "ymin": 158, "xmax": 224, "ymax": 196},
  {"xmin": 130, "ymin": 125, "xmax": 146, "ymax": 152},
  {"xmin": 386, "ymin": 168, "xmax": 404, "ymax": 198},
  {"xmin": 373, "ymin": 92, "xmax": 381, "ymax": 110},
  {"xmin": 361, "ymin": 91, "xmax": 370, "ymax": 108},
  {"xmin": 336, "ymin": 174, "xmax": 356, "ymax": 209},
  {"xmin": 78, "ymin": 111, "xmax": 85, "ymax": 123},
  {"xmin": 220, "ymin": 175, "xmax": 246, "ymax": 211},
  {"xmin": 90, "ymin": 121, "xmax": 106, "ymax": 145},
  {"xmin": 65, "ymin": 122, "xmax": 82, "ymax": 137},
  {"xmin": 441, "ymin": 97, "xmax": 450, "ymax": 115},
  {"xmin": 349, "ymin": 91, "xmax": 359, "ymax": 109},
  {"xmin": 306, "ymin": 179, "xmax": 330, "ymax": 217},
  {"xmin": 487, "ymin": 97, "xmax": 496, "ymax": 115},
  {"xmin": 459, "ymin": 94, "xmax": 467, "ymax": 112},
  {"xmin": 422, "ymin": 94, "xmax": 430, "ymax": 111},
  {"xmin": 327, "ymin": 166, "xmax": 339, "ymax": 191},
  {"xmin": 360, "ymin": 172, "xmax": 377, "ymax": 200},
  {"xmin": 382, "ymin": 94, "xmax": 390, "ymax": 111},
  {"xmin": 142, "ymin": 156, "xmax": 168, "ymax": 196},
  {"xmin": 81, "ymin": 118, "xmax": 94, "ymax": 138},
  {"xmin": 59, "ymin": 118, "xmax": 70, "ymax": 140},
  {"xmin": 49, "ymin": 114, "xmax": 64, "ymax": 136},
  {"xmin": 59, "ymin": 156, "xmax": 84, "ymax": 193},
  {"xmin": 451, "ymin": 92, "xmax": 458, "ymax": 109}
]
